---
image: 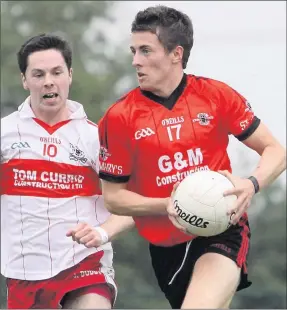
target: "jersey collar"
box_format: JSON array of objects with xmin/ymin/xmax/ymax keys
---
[
  {"xmin": 140, "ymin": 73, "xmax": 187, "ymax": 110},
  {"xmin": 18, "ymin": 96, "xmax": 87, "ymax": 120}
]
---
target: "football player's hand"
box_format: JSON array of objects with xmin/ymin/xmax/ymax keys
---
[
  {"xmin": 166, "ymin": 182, "xmax": 188, "ymax": 233},
  {"xmin": 66, "ymin": 223, "xmax": 106, "ymax": 248},
  {"xmin": 218, "ymin": 170, "xmax": 255, "ymax": 225}
]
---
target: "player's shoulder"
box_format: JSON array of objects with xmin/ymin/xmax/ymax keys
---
[
  {"xmin": 1, "ymin": 110, "xmax": 19, "ymax": 123},
  {"xmin": 1, "ymin": 110, "xmax": 19, "ymax": 135},
  {"xmin": 86, "ymin": 119, "xmax": 98, "ymax": 130},
  {"xmin": 85, "ymin": 118, "xmax": 99, "ymax": 138},
  {"xmin": 188, "ymin": 74, "xmax": 236, "ymax": 97}
]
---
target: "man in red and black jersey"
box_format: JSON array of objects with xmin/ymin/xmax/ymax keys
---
[{"xmin": 98, "ymin": 5, "xmax": 286, "ymax": 309}]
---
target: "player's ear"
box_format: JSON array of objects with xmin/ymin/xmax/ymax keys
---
[
  {"xmin": 21, "ymin": 73, "xmax": 29, "ymax": 90},
  {"xmin": 69, "ymin": 68, "xmax": 73, "ymax": 85},
  {"xmin": 171, "ymin": 46, "xmax": 184, "ymax": 65}
]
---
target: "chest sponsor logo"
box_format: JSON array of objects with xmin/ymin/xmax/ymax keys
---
[
  {"xmin": 1, "ymin": 159, "xmax": 100, "ymax": 198},
  {"xmin": 135, "ymin": 128, "xmax": 155, "ymax": 140},
  {"xmin": 192, "ymin": 113, "xmax": 214, "ymax": 126},
  {"xmin": 13, "ymin": 168, "xmax": 85, "ymax": 189},
  {"xmin": 158, "ymin": 148, "xmax": 203, "ymax": 173},
  {"xmin": 156, "ymin": 148, "xmax": 210, "ymax": 187},
  {"xmin": 69, "ymin": 143, "xmax": 87, "ymax": 164}
]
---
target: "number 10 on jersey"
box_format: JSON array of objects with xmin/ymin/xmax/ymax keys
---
[{"xmin": 43, "ymin": 143, "xmax": 58, "ymax": 157}]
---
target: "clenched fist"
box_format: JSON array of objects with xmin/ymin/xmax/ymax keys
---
[
  {"xmin": 166, "ymin": 182, "xmax": 188, "ymax": 233},
  {"xmin": 66, "ymin": 222, "xmax": 108, "ymax": 248}
]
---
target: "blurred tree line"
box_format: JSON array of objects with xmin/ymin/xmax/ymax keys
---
[{"xmin": 1, "ymin": 1, "xmax": 286, "ymax": 309}]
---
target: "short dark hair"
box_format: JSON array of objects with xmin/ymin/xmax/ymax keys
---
[
  {"xmin": 17, "ymin": 33, "xmax": 72, "ymax": 74},
  {"xmin": 131, "ymin": 5, "xmax": 194, "ymax": 69}
]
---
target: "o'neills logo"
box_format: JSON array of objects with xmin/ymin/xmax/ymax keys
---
[{"xmin": 173, "ymin": 200, "xmax": 209, "ymax": 229}]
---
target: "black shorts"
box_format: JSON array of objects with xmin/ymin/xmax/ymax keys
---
[{"xmin": 149, "ymin": 215, "xmax": 252, "ymax": 309}]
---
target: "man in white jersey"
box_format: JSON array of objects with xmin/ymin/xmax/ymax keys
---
[{"xmin": 0, "ymin": 33, "xmax": 134, "ymax": 309}]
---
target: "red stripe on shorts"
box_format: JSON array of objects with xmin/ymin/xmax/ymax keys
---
[{"xmin": 236, "ymin": 213, "xmax": 250, "ymax": 270}]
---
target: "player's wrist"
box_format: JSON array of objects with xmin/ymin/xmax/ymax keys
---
[
  {"xmin": 247, "ymin": 176, "xmax": 260, "ymax": 194},
  {"xmin": 94, "ymin": 226, "xmax": 109, "ymax": 245}
]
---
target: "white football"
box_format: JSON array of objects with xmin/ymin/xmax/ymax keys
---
[{"xmin": 172, "ymin": 170, "xmax": 237, "ymax": 237}]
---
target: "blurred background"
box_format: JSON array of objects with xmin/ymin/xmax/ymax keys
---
[{"xmin": 1, "ymin": 1, "xmax": 286, "ymax": 308}]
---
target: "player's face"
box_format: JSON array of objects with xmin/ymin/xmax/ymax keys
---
[
  {"xmin": 21, "ymin": 49, "xmax": 72, "ymax": 114},
  {"xmin": 130, "ymin": 31, "xmax": 176, "ymax": 95}
]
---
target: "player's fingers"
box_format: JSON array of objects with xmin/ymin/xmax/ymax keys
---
[
  {"xmin": 229, "ymin": 198, "xmax": 249, "ymax": 225},
  {"xmin": 67, "ymin": 231, "xmax": 77, "ymax": 241},
  {"xmin": 74, "ymin": 227, "xmax": 92, "ymax": 240},
  {"xmin": 223, "ymin": 187, "xmax": 239, "ymax": 196},
  {"xmin": 79, "ymin": 234, "xmax": 94, "ymax": 245},
  {"xmin": 167, "ymin": 200, "xmax": 178, "ymax": 217},
  {"xmin": 66, "ymin": 222, "xmax": 87, "ymax": 237},
  {"xmin": 230, "ymin": 210, "xmax": 242, "ymax": 225},
  {"xmin": 168, "ymin": 215, "xmax": 187, "ymax": 233},
  {"xmin": 226, "ymin": 194, "xmax": 246, "ymax": 215},
  {"xmin": 234, "ymin": 199, "xmax": 251, "ymax": 224},
  {"xmin": 66, "ymin": 230, "xmax": 73, "ymax": 237},
  {"xmin": 229, "ymin": 210, "xmax": 241, "ymax": 225},
  {"xmin": 74, "ymin": 232, "xmax": 85, "ymax": 242},
  {"xmin": 167, "ymin": 206, "xmax": 177, "ymax": 216},
  {"xmin": 74, "ymin": 222, "xmax": 87, "ymax": 232},
  {"xmin": 85, "ymin": 239, "xmax": 101, "ymax": 248},
  {"xmin": 228, "ymin": 211, "xmax": 236, "ymax": 225}
]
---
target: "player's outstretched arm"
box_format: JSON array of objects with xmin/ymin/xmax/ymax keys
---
[
  {"xmin": 66, "ymin": 215, "xmax": 135, "ymax": 248},
  {"xmin": 219, "ymin": 121, "xmax": 286, "ymax": 225},
  {"xmin": 242, "ymin": 121, "xmax": 286, "ymax": 189},
  {"xmin": 101, "ymin": 180, "xmax": 169, "ymax": 216}
]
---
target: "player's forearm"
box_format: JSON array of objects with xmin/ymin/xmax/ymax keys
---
[
  {"xmin": 251, "ymin": 144, "xmax": 286, "ymax": 190},
  {"xmin": 100, "ymin": 214, "xmax": 135, "ymax": 241},
  {"xmin": 103, "ymin": 188, "xmax": 169, "ymax": 216}
]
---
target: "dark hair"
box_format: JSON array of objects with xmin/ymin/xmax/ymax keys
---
[
  {"xmin": 17, "ymin": 33, "xmax": 72, "ymax": 74},
  {"xmin": 131, "ymin": 5, "xmax": 194, "ymax": 69}
]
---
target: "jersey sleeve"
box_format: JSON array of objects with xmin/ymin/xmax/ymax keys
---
[
  {"xmin": 98, "ymin": 105, "xmax": 132, "ymax": 183},
  {"xmin": 219, "ymin": 83, "xmax": 261, "ymax": 141}
]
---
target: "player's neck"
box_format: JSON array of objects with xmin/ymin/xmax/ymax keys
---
[
  {"xmin": 30, "ymin": 102, "xmax": 71, "ymax": 126},
  {"xmin": 153, "ymin": 70, "xmax": 184, "ymax": 98}
]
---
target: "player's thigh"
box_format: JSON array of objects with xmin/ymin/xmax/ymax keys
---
[
  {"xmin": 181, "ymin": 252, "xmax": 240, "ymax": 309},
  {"xmin": 62, "ymin": 292, "xmax": 111, "ymax": 309}
]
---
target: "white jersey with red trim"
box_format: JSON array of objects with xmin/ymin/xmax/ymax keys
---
[{"xmin": 1, "ymin": 97, "xmax": 114, "ymax": 281}]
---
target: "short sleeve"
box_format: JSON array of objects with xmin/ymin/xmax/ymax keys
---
[
  {"xmin": 219, "ymin": 83, "xmax": 261, "ymax": 141},
  {"xmin": 98, "ymin": 105, "xmax": 132, "ymax": 183}
]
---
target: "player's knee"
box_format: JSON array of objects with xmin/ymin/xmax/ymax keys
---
[
  {"xmin": 181, "ymin": 293, "xmax": 235, "ymax": 309},
  {"xmin": 221, "ymin": 296, "xmax": 234, "ymax": 309},
  {"xmin": 63, "ymin": 293, "xmax": 111, "ymax": 309}
]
